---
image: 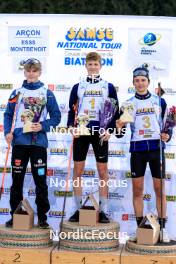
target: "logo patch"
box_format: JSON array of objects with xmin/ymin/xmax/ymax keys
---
[
  {"xmin": 15, "ymin": 159, "xmax": 21, "ymax": 166},
  {"xmin": 38, "ymin": 168, "xmax": 45, "ymax": 176}
]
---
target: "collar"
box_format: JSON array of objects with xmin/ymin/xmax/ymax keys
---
[
  {"xmin": 135, "ymin": 91, "xmax": 151, "ymax": 100},
  {"xmin": 86, "ymin": 75, "xmax": 101, "ymax": 84},
  {"xmin": 22, "ymin": 80, "xmax": 44, "ymax": 90}
]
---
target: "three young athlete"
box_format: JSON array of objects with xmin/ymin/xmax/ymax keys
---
[{"xmin": 3, "ymin": 54, "xmax": 172, "ymax": 243}]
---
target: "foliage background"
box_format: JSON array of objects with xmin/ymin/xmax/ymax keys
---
[{"xmin": 0, "ymin": 0, "xmax": 176, "ymax": 16}]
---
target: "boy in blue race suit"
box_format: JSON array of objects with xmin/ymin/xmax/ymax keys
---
[{"xmin": 4, "ymin": 58, "xmax": 61, "ymax": 228}]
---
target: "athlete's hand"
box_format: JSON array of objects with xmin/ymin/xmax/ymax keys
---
[
  {"xmin": 31, "ymin": 123, "xmax": 42, "ymax": 132},
  {"xmin": 69, "ymin": 127, "xmax": 80, "ymax": 138},
  {"xmin": 5, "ymin": 133, "xmax": 13, "ymax": 144},
  {"xmin": 100, "ymin": 130, "xmax": 111, "ymax": 142},
  {"xmin": 161, "ymin": 133, "xmax": 170, "ymax": 142},
  {"xmin": 116, "ymin": 119, "xmax": 126, "ymax": 129}
]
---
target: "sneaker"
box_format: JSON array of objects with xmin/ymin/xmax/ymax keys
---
[
  {"xmin": 68, "ymin": 210, "xmax": 79, "ymax": 222},
  {"xmin": 160, "ymin": 228, "xmax": 170, "ymax": 243},
  {"xmin": 99, "ymin": 211, "xmax": 110, "ymax": 223},
  {"xmin": 5, "ymin": 218, "xmax": 13, "ymax": 228},
  {"xmin": 38, "ymin": 220, "xmax": 50, "ymax": 229}
]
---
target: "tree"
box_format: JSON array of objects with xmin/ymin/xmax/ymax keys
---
[{"xmin": 0, "ymin": 0, "xmax": 176, "ymax": 16}]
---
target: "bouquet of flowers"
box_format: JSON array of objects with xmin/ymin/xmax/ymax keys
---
[
  {"xmin": 99, "ymin": 98, "xmax": 118, "ymax": 129},
  {"xmin": 163, "ymin": 106, "xmax": 176, "ymax": 132},
  {"xmin": 99, "ymin": 98, "xmax": 118, "ymax": 145}
]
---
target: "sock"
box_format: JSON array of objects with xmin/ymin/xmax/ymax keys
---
[
  {"xmin": 75, "ymin": 196, "xmax": 82, "ymax": 209},
  {"xmin": 99, "ymin": 196, "xmax": 108, "ymax": 213},
  {"xmin": 136, "ymin": 216, "xmax": 143, "ymax": 227},
  {"xmin": 159, "ymin": 218, "xmax": 166, "ymax": 229}
]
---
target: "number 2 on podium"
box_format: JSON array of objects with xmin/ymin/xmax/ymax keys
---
[{"xmin": 13, "ymin": 252, "xmax": 21, "ymax": 262}]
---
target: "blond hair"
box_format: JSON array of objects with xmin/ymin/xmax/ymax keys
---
[{"xmin": 24, "ymin": 58, "xmax": 42, "ymax": 71}]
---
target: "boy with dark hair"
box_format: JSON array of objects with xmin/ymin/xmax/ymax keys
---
[
  {"xmin": 116, "ymin": 66, "xmax": 172, "ymax": 242},
  {"xmin": 4, "ymin": 58, "xmax": 61, "ymax": 228}
]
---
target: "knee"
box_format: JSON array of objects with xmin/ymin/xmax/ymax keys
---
[
  {"xmin": 98, "ymin": 168, "xmax": 108, "ymax": 180},
  {"xmin": 154, "ymin": 186, "xmax": 164, "ymax": 197},
  {"xmin": 133, "ymin": 187, "xmax": 143, "ymax": 198},
  {"xmin": 74, "ymin": 167, "xmax": 84, "ymax": 178}
]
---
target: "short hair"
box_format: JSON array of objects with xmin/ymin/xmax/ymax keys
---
[
  {"xmin": 24, "ymin": 58, "xmax": 42, "ymax": 71},
  {"xmin": 86, "ymin": 52, "xmax": 101, "ymax": 65}
]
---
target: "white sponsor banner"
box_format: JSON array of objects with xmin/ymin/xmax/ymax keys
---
[
  {"xmin": 128, "ymin": 28, "xmax": 172, "ymax": 69},
  {"xmin": 8, "ymin": 26, "xmax": 49, "ymax": 56},
  {"xmin": 0, "ymin": 14, "xmax": 176, "ymax": 241}
]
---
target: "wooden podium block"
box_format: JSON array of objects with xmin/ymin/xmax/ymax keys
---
[
  {"xmin": 0, "ymin": 246, "xmax": 53, "ymax": 264},
  {"xmin": 59, "ymin": 221, "xmax": 120, "ymax": 252},
  {"xmin": 121, "ymin": 245, "xmax": 176, "ymax": 264},
  {"xmin": 52, "ymin": 246, "xmax": 122, "ymax": 264}
]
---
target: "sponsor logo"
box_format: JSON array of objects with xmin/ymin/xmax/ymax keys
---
[
  {"xmin": 57, "ymin": 27, "xmax": 122, "ymax": 66},
  {"xmin": 139, "ymin": 32, "xmax": 161, "ymax": 46},
  {"xmin": 48, "ymin": 84, "xmax": 71, "ymax": 92},
  {"xmin": 82, "ymin": 170, "xmax": 96, "ymax": 177},
  {"xmin": 47, "ymin": 169, "xmax": 54, "ymax": 176},
  {"xmin": 166, "ymin": 195, "xmax": 176, "ymax": 202},
  {"xmin": 128, "ymin": 86, "xmax": 135, "ymax": 94},
  {"xmin": 50, "ymin": 148, "xmax": 67, "ymax": 155},
  {"xmin": 0, "ymin": 125, "xmax": 4, "ymax": 132},
  {"xmin": 136, "ymin": 107, "xmax": 155, "ymax": 115},
  {"xmin": 165, "ymin": 173, "xmax": 172, "ymax": 180},
  {"xmin": 108, "ymin": 150, "xmax": 126, "ymax": 157},
  {"xmin": 139, "ymin": 130, "xmax": 144, "ymax": 135},
  {"xmin": 139, "ymin": 32, "xmax": 162, "ymax": 56},
  {"xmin": 165, "ymin": 153, "xmax": 175, "ymax": 159},
  {"xmin": 15, "ymin": 159, "xmax": 21, "ymax": 166},
  {"xmin": 0, "ymin": 167, "xmax": 11, "ymax": 173},
  {"xmin": 0, "ymin": 84, "xmax": 13, "ymax": 89},
  {"xmin": 54, "ymin": 191, "xmax": 73, "ymax": 197},
  {"xmin": 0, "ymin": 208, "xmax": 10, "ymax": 215},
  {"xmin": 143, "ymin": 194, "xmax": 152, "ymax": 201},
  {"xmin": 48, "ymin": 210, "xmax": 66, "ymax": 218},
  {"xmin": 109, "ymin": 193, "xmax": 124, "ymax": 200},
  {"xmin": 122, "ymin": 214, "xmax": 136, "ymax": 221},
  {"xmin": 2, "ymin": 188, "xmax": 10, "ymax": 195},
  {"xmin": 53, "ymin": 169, "xmax": 67, "ymax": 177}
]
